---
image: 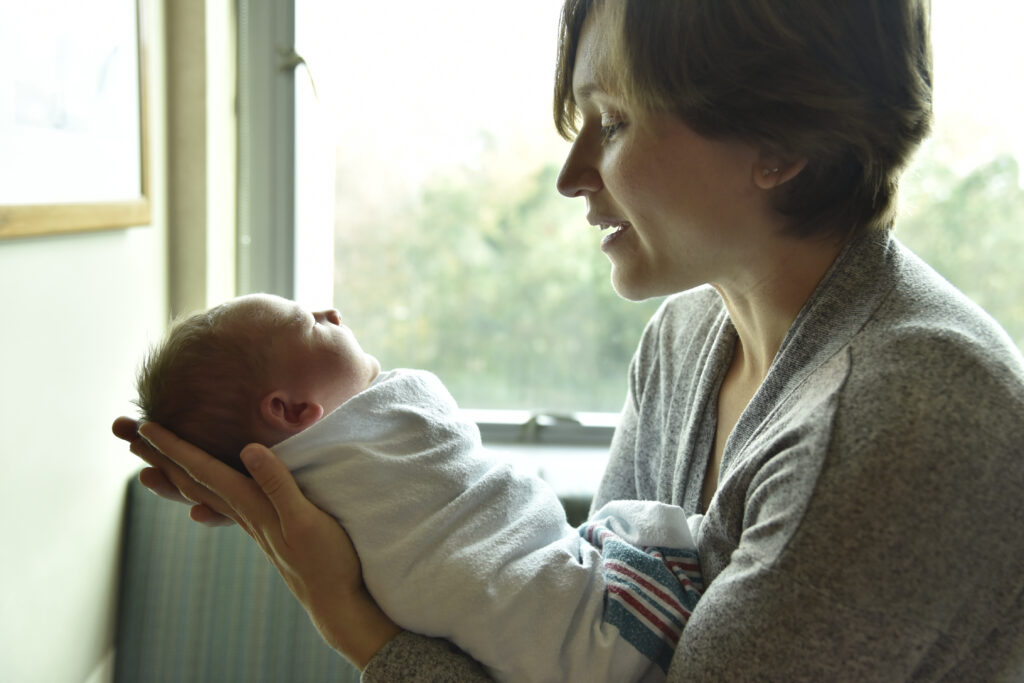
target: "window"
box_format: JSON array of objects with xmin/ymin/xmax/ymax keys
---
[
  {"xmin": 282, "ymin": 1, "xmax": 1024, "ymax": 431},
  {"xmin": 293, "ymin": 0, "xmax": 660, "ymax": 425}
]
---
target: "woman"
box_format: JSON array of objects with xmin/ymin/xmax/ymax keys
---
[{"xmin": 115, "ymin": 0, "xmax": 1024, "ymax": 679}]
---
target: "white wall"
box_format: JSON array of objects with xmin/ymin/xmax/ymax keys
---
[
  {"xmin": 0, "ymin": 227, "xmax": 166, "ymax": 683},
  {"xmin": 0, "ymin": 1, "xmax": 168, "ymax": 680}
]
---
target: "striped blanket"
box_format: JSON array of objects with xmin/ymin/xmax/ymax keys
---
[{"xmin": 581, "ymin": 502, "xmax": 705, "ymax": 674}]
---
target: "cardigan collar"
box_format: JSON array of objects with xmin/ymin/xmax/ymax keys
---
[{"xmin": 727, "ymin": 229, "xmax": 902, "ymax": 457}]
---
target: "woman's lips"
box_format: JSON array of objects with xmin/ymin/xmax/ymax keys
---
[{"xmin": 600, "ymin": 222, "xmax": 631, "ymax": 249}]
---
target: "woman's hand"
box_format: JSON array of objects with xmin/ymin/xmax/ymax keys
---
[
  {"xmin": 111, "ymin": 417, "xmax": 402, "ymax": 668},
  {"xmin": 113, "ymin": 416, "xmax": 233, "ymax": 524}
]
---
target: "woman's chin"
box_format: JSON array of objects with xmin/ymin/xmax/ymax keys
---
[
  {"xmin": 610, "ymin": 268, "xmax": 702, "ymax": 302},
  {"xmin": 609, "ymin": 271, "xmax": 652, "ymax": 302}
]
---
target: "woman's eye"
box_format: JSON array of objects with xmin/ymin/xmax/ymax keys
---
[{"xmin": 600, "ymin": 118, "xmax": 624, "ymax": 143}]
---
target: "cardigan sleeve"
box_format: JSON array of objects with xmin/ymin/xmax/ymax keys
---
[{"xmin": 361, "ymin": 632, "xmax": 492, "ymax": 682}]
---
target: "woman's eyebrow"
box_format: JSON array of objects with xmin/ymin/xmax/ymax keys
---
[{"xmin": 574, "ymin": 81, "xmax": 602, "ymax": 103}]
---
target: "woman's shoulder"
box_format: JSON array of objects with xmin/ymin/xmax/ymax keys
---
[
  {"xmin": 850, "ymin": 241, "xmax": 1024, "ymax": 398},
  {"xmin": 830, "ymin": 244, "xmax": 1024, "ymax": 463},
  {"xmin": 771, "ymin": 233, "xmax": 1024, "ymax": 489}
]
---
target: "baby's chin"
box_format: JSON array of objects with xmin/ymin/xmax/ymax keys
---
[
  {"xmin": 366, "ymin": 354, "xmax": 382, "ymax": 381},
  {"xmin": 323, "ymin": 374, "xmax": 377, "ymax": 417}
]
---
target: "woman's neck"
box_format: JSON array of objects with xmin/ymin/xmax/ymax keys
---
[{"xmin": 713, "ymin": 233, "xmax": 845, "ymax": 384}]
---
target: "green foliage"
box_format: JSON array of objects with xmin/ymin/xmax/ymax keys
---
[
  {"xmin": 335, "ymin": 145, "xmax": 1024, "ymax": 413},
  {"xmin": 333, "ymin": 158, "xmax": 661, "ymax": 412}
]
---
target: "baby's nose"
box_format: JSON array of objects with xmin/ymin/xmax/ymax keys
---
[{"xmin": 322, "ymin": 308, "xmax": 342, "ymax": 325}]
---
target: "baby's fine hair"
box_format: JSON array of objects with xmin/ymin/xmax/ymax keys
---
[
  {"xmin": 135, "ymin": 303, "xmax": 269, "ymax": 473},
  {"xmin": 554, "ymin": 0, "xmax": 933, "ymax": 240}
]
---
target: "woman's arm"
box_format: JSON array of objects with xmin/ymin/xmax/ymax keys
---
[{"xmin": 112, "ymin": 417, "xmax": 401, "ymax": 669}]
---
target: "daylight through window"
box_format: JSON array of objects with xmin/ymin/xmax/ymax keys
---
[{"xmin": 295, "ymin": 0, "xmax": 1024, "ymax": 415}]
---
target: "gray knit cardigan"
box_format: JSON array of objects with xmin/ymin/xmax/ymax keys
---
[{"xmin": 364, "ymin": 232, "xmax": 1024, "ymax": 682}]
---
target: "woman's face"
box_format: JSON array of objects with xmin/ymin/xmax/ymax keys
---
[{"xmin": 556, "ymin": 9, "xmax": 769, "ymax": 301}]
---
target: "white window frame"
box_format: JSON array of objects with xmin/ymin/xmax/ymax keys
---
[{"xmin": 236, "ymin": 0, "xmax": 297, "ymax": 299}]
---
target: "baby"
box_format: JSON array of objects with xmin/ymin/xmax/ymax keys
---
[
  {"xmin": 136, "ymin": 293, "xmax": 381, "ymax": 474},
  {"xmin": 135, "ymin": 293, "xmax": 704, "ymax": 683}
]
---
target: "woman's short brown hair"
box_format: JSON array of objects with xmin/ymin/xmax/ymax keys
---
[{"xmin": 554, "ymin": 0, "xmax": 933, "ymax": 239}]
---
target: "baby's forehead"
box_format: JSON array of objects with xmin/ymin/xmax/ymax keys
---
[{"xmin": 222, "ymin": 294, "xmax": 305, "ymax": 330}]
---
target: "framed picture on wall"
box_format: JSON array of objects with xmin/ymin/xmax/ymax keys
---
[{"xmin": 0, "ymin": 0, "xmax": 150, "ymax": 240}]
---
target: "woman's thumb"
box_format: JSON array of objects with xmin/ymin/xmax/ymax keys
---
[
  {"xmin": 240, "ymin": 443, "xmax": 305, "ymax": 519},
  {"xmin": 241, "ymin": 446, "xmax": 317, "ymax": 540}
]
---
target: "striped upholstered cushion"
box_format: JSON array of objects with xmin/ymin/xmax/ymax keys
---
[{"xmin": 114, "ymin": 475, "xmax": 360, "ymax": 683}]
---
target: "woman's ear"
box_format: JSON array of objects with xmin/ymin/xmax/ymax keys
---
[
  {"xmin": 753, "ymin": 156, "xmax": 808, "ymax": 189},
  {"xmin": 259, "ymin": 391, "xmax": 325, "ymax": 434}
]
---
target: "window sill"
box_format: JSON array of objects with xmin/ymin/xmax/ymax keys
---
[
  {"xmin": 466, "ymin": 409, "xmax": 613, "ymax": 499},
  {"xmin": 483, "ymin": 442, "xmax": 609, "ymax": 500}
]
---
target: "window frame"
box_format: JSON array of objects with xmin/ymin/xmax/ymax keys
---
[
  {"xmin": 236, "ymin": 0, "xmax": 618, "ymax": 455},
  {"xmin": 236, "ymin": 0, "xmax": 297, "ymax": 299}
]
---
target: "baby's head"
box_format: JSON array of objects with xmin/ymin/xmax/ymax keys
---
[{"xmin": 135, "ymin": 293, "xmax": 380, "ymax": 472}]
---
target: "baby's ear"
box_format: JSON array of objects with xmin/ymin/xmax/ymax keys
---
[{"xmin": 259, "ymin": 391, "xmax": 325, "ymax": 434}]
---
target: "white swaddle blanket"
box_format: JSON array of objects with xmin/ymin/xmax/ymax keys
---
[{"xmin": 273, "ymin": 369, "xmax": 700, "ymax": 683}]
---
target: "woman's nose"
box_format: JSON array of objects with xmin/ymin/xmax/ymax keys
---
[{"xmin": 556, "ymin": 135, "xmax": 602, "ymax": 198}]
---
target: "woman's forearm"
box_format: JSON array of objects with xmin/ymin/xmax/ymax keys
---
[{"xmin": 362, "ymin": 632, "xmax": 494, "ymax": 682}]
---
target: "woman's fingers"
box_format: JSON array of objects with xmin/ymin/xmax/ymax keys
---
[
  {"xmin": 145, "ymin": 446, "xmax": 233, "ymax": 516},
  {"xmin": 114, "ymin": 417, "xmax": 196, "ymax": 505},
  {"xmin": 132, "ymin": 467, "xmax": 232, "ymax": 525},
  {"xmin": 112, "ymin": 415, "xmax": 142, "ymax": 442},
  {"xmin": 113, "ymin": 416, "xmax": 162, "ymax": 465},
  {"xmin": 138, "ymin": 466, "xmax": 193, "ymax": 505},
  {"xmin": 189, "ymin": 503, "xmax": 236, "ymax": 527},
  {"xmin": 138, "ymin": 421, "xmax": 268, "ymax": 527}
]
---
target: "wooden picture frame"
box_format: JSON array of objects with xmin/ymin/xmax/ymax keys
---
[{"xmin": 0, "ymin": 0, "xmax": 150, "ymax": 240}]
